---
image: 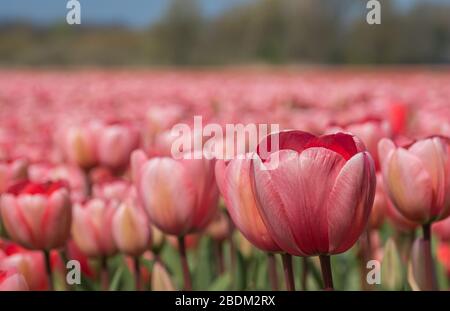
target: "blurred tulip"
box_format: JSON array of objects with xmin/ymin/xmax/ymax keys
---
[
  {"xmin": 28, "ymin": 163, "xmax": 88, "ymax": 203},
  {"xmin": 62, "ymin": 122, "xmax": 100, "ymax": 169},
  {"xmin": 0, "ymin": 158, "xmax": 28, "ymax": 193},
  {"xmin": 433, "ymin": 216, "xmax": 450, "ymax": 243},
  {"xmin": 436, "ymin": 242, "xmax": 450, "ymax": 279},
  {"xmin": 205, "ymin": 210, "xmax": 231, "ymax": 243},
  {"xmin": 112, "ymin": 193, "xmax": 151, "ymax": 257},
  {"xmin": 368, "ymin": 174, "xmax": 387, "ymax": 230},
  {"xmin": 330, "ymin": 118, "xmax": 391, "ymax": 169},
  {"xmin": 132, "ymin": 150, "xmax": 219, "ymax": 236},
  {"xmin": 72, "ymin": 198, "xmax": 117, "ymax": 258},
  {"xmin": 151, "ymin": 261, "xmax": 176, "ymax": 291},
  {"xmin": 150, "ymin": 226, "xmax": 166, "ymax": 254},
  {"xmin": 0, "ymin": 242, "xmax": 48, "ymax": 290},
  {"xmin": 97, "ymin": 121, "xmax": 139, "ymax": 170},
  {"xmin": 0, "ymin": 268, "xmax": 29, "ymax": 291},
  {"xmin": 92, "ymin": 179, "xmax": 130, "ymax": 202},
  {"xmin": 381, "ymin": 238, "xmax": 404, "ymax": 290},
  {"xmin": 215, "ymin": 158, "xmax": 280, "ymax": 252},
  {"xmin": 0, "ymin": 180, "xmax": 71, "ymax": 250},
  {"xmin": 378, "ymin": 136, "xmax": 450, "ymax": 224}
]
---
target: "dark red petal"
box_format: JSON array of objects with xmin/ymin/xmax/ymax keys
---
[
  {"xmin": 305, "ymin": 133, "xmax": 358, "ymax": 160},
  {"xmin": 257, "ymin": 130, "xmax": 315, "ymax": 161}
]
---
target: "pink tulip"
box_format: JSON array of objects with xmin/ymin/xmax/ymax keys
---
[
  {"xmin": 97, "ymin": 121, "xmax": 139, "ymax": 170},
  {"xmin": 0, "ymin": 181, "xmax": 72, "ymax": 250},
  {"xmin": 132, "ymin": 150, "xmax": 219, "ymax": 236},
  {"xmin": 215, "ymin": 158, "xmax": 280, "ymax": 252},
  {"xmin": 62, "ymin": 122, "xmax": 100, "ymax": 169},
  {"xmin": 378, "ymin": 136, "xmax": 450, "ymax": 224},
  {"xmin": 72, "ymin": 198, "xmax": 118, "ymax": 257},
  {"xmin": 112, "ymin": 191, "xmax": 151, "ymax": 257},
  {"xmin": 0, "ymin": 268, "xmax": 29, "ymax": 291},
  {"xmin": 0, "ymin": 241, "xmax": 48, "ymax": 290},
  {"xmin": 252, "ymin": 130, "xmax": 376, "ymax": 257},
  {"xmin": 92, "ymin": 179, "xmax": 130, "ymax": 202}
]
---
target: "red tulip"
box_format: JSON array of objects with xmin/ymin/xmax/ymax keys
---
[
  {"xmin": 252, "ymin": 130, "xmax": 376, "ymax": 257},
  {"xmin": 378, "ymin": 136, "xmax": 450, "ymax": 224},
  {"xmin": 0, "ymin": 268, "xmax": 29, "ymax": 291},
  {"xmin": 215, "ymin": 158, "xmax": 280, "ymax": 252},
  {"xmin": 0, "ymin": 181, "xmax": 72, "ymax": 250},
  {"xmin": 132, "ymin": 150, "xmax": 219, "ymax": 236},
  {"xmin": 97, "ymin": 121, "xmax": 139, "ymax": 170},
  {"xmin": 72, "ymin": 198, "xmax": 117, "ymax": 257}
]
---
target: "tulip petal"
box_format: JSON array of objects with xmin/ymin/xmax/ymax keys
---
[
  {"xmin": 327, "ymin": 152, "xmax": 375, "ymax": 254},
  {"xmin": 217, "ymin": 157, "xmax": 280, "ymax": 252}
]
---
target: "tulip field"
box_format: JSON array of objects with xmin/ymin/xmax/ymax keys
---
[{"xmin": 0, "ymin": 69, "xmax": 449, "ymax": 291}]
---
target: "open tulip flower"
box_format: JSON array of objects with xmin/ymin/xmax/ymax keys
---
[{"xmin": 251, "ymin": 130, "xmax": 376, "ymax": 289}]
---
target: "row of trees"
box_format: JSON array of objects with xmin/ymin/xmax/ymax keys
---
[{"xmin": 0, "ymin": 0, "xmax": 449, "ymax": 66}]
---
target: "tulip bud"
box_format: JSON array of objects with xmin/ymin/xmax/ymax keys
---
[
  {"xmin": 206, "ymin": 211, "xmax": 231, "ymax": 242},
  {"xmin": 132, "ymin": 150, "xmax": 219, "ymax": 236},
  {"xmin": 151, "ymin": 261, "xmax": 176, "ymax": 291},
  {"xmin": 379, "ymin": 137, "xmax": 450, "ymax": 224},
  {"xmin": 97, "ymin": 121, "xmax": 139, "ymax": 170},
  {"xmin": 62, "ymin": 122, "xmax": 100, "ymax": 169},
  {"xmin": 112, "ymin": 194, "xmax": 151, "ymax": 257},
  {"xmin": 72, "ymin": 198, "xmax": 117, "ymax": 258},
  {"xmin": 0, "ymin": 181, "xmax": 72, "ymax": 250},
  {"xmin": 381, "ymin": 238, "xmax": 404, "ymax": 290}
]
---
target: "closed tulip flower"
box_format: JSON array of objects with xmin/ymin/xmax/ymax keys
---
[
  {"xmin": 379, "ymin": 136, "xmax": 450, "ymax": 290},
  {"xmin": 72, "ymin": 198, "xmax": 118, "ymax": 258},
  {"xmin": 132, "ymin": 150, "xmax": 219, "ymax": 236},
  {"xmin": 252, "ymin": 130, "xmax": 376, "ymax": 289},
  {"xmin": 112, "ymin": 192, "xmax": 151, "ymax": 257},
  {"xmin": 97, "ymin": 121, "xmax": 139, "ymax": 170},
  {"xmin": 378, "ymin": 136, "xmax": 450, "ymax": 224},
  {"xmin": 0, "ymin": 268, "xmax": 29, "ymax": 291},
  {"xmin": 0, "ymin": 180, "xmax": 71, "ymax": 250},
  {"xmin": 62, "ymin": 122, "xmax": 100, "ymax": 169}
]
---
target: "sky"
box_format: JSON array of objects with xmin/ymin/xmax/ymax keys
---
[
  {"xmin": 0, "ymin": 0, "xmax": 447, "ymax": 29},
  {"xmin": 0, "ymin": 0, "xmax": 254, "ymax": 28}
]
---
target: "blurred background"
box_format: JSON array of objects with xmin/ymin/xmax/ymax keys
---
[{"xmin": 0, "ymin": 0, "xmax": 449, "ymax": 67}]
